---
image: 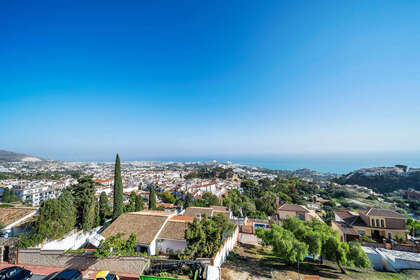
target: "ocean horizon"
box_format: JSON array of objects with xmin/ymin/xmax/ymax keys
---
[{"xmin": 58, "ymin": 152, "xmax": 420, "ymax": 175}]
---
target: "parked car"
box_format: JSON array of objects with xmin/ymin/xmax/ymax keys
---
[
  {"xmin": 50, "ymin": 269, "xmax": 82, "ymax": 280},
  {"xmin": 94, "ymin": 271, "xmax": 119, "ymax": 280},
  {"xmin": 0, "ymin": 266, "xmax": 32, "ymax": 280}
]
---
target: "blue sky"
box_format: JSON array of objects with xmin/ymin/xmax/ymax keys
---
[{"xmin": 1, "ymin": 0, "xmax": 420, "ymax": 161}]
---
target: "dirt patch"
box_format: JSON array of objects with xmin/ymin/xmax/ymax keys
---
[{"xmin": 221, "ymin": 242, "xmax": 420, "ymax": 280}]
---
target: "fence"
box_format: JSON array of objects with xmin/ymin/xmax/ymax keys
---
[
  {"xmin": 362, "ymin": 241, "xmax": 420, "ymax": 253},
  {"xmin": 17, "ymin": 249, "xmax": 150, "ymax": 274},
  {"xmin": 212, "ymin": 226, "xmax": 239, "ymax": 267},
  {"xmin": 40, "ymin": 227, "xmax": 101, "ymax": 250}
]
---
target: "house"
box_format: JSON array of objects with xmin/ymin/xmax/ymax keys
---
[
  {"xmin": 331, "ymin": 210, "xmax": 360, "ymax": 242},
  {"xmin": 0, "ymin": 207, "xmax": 38, "ymax": 238},
  {"xmin": 156, "ymin": 216, "xmax": 194, "ymax": 254},
  {"xmin": 100, "ymin": 210, "xmax": 176, "ymax": 255},
  {"xmin": 277, "ymin": 203, "xmax": 322, "ymax": 222},
  {"xmin": 183, "ymin": 206, "xmax": 232, "ymax": 219},
  {"xmin": 333, "ymin": 208, "xmax": 407, "ymax": 242}
]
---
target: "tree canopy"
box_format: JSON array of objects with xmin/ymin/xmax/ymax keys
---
[
  {"xmin": 257, "ymin": 217, "xmax": 370, "ymax": 273},
  {"xmin": 69, "ymin": 176, "xmax": 97, "ymax": 230},
  {"xmin": 185, "ymin": 214, "xmax": 234, "ymax": 258}
]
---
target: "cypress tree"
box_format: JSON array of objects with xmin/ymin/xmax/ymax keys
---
[
  {"xmin": 135, "ymin": 195, "xmax": 144, "ymax": 212},
  {"xmin": 2, "ymin": 188, "xmax": 10, "ymax": 203},
  {"xmin": 149, "ymin": 187, "xmax": 156, "ymax": 210},
  {"xmin": 99, "ymin": 191, "xmax": 110, "ymax": 225},
  {"xmin": 112, "ymin": 153, "xmax": 124, "ymax": 219}
]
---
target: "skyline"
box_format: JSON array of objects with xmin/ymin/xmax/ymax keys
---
[{"xmin": 2, "ymin": 1, "xmax": 420, "ymax": 161}]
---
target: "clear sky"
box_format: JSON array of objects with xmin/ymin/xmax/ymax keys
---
[{"xmin": 1, "ymin": 0, "xmax": 420, "ymax": 161}]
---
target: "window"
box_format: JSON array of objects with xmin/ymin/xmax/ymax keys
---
[
  {"xmin": 371, "ymin": 219, "xmax": 375, "ymax": 227},
  {"xmin": 298, "ymin": 213, "xmax": 305, "ymax": 221},
  {"xmin": 388, "ymin": 232, "xmax": 392, "ymax": 239},
  {"xmin": 106, "ymin": 274, "xmax": 116, "ymax": 280},
  {"xmin": 376, "ymin": 219, "xmax": 380, "ymax": 227},
  {"xmin": 381, "ymin": 220, "xmax": 384, "ymax": 228},
  {"xmin": 358, "ymin": 230, "xmax": 365, "ymax": 236}
]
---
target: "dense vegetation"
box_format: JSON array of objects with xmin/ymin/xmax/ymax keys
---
[
  {"xmin": 18, "ymin": 177, "xmax": 102, "ymax": 248},
  {"xmin": 223, "ymin": 177, "xmax": 320, "ymax": 218},
  {"xmin": 1, "ymin": 187, "xmax": 20, "ymax": 203},
  {"xmin": 257, "ymin": 217, "xmax": 370, "ymax": 274},
  {"xmin": 184, "ymin": 167, "xmax": 235, "ymax": 180},
  {"xmin": 185, "ymin": 214, "xmax": 234, "ymax": 258},
  {"xmin": 94, "ymin": 233, "xmax": 141, "ymax": 259},
  {"xmin": 336, "ymin": 169, "xmax": 420, "ymax": 194}
]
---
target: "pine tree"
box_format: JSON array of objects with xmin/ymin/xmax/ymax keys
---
[
  {"xmin": 70, "ymin": 177, "xmax": 96, "ymax": 230},
  {"xmin": 113, "ymin": 154, "xmax": 124, "ymax": 219},
  {"xmin": 149, "ymin": 187, "xmax": 156, "ymax": 210},
  {"xmin": 135, "ymin": 195, "xmax": 144, "ymax": 211}
]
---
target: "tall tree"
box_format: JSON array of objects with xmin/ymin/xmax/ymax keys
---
[
  {"xmin": 202, "ymin": 192, "xmax": 220, "ymax": 206},
  {"xmin": 0, "ymin": 223, "xmax": 5, "ymax": 238},
  {"xmin": 94, "ymin": 198, "xmax": 100, "ymax": 227},
  {"xmin": 113, "ymin": 153, "xmax": 124, "ymax": 219},
  {"xmin": 70, "ymin": 177, "xmax": 97, "ymax": 230},
  {"xmin": 124, "ymin": 191, "xmax": 137, "ymax": 212},
  {"xmin": 99, "ymin": 191, "xmax": 110, "ymax": 225},
  {"xmin": 183, "ymin": 193, "xmax": 193, "ymax": 209},
  {"xmin": 135, "ymin": 195, "xmax": 144, "ymax": 211},
  {"xmin": 2, "ymin": 187, "xmax": 10, "ymax": 202},
  {"xmin": 37, "ymin": 190, "xmax": 76, "ymax": 240},
  {"xmin": 149, "ymin": 187, "xmax": 156, "ymax": 210}
]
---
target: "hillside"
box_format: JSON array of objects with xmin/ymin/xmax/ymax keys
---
[
  {"xmin": 335, "ymin": 165, "xmax": 420, "ymax": 194},
  {"xmin": 0, "ymin": 149, "xmax": 44, "ymax": 162}
]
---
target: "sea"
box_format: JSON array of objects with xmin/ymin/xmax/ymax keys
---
[{"xmin": 124, "ymin": 152, "xmax": 420, "ymax": 175}]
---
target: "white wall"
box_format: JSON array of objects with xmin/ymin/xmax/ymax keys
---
[
  {"xmin": 41, "ymin": 227, "xmax": 101, "ymax": 250},
  {"xmin": 156, "ymin": 239, "xmax": 187, "ymax": 253},
  {"xmin": 212, "ymin": 226, "xmax": 239, "ymax": 267},
  {"xmin": 3, "ymin": 210, "xmax": 37, "ymax": 238},
  {"xmin": 278, "ymin": 211, "xmax": 296, "ymax": 220}
]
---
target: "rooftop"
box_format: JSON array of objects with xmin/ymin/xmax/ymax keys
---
[
  {"xmin": 101, "ymin": 210, "xmax": 172, "ymax": 244},
  {"xmin": 0, "ymin": 207, "xmax": 37, "ymax": 227},
  {"xmin": 277, "ymin": 203, "xmax": 309, "ymax": 213},
  {"xmin": 363, "ymin": 208, "xmax": 406, "ymax": 219}
]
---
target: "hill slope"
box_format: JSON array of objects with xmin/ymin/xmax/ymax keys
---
[
  {"xmin": 0, "ymin": 150, "xmax": 44, "ymax": 162},
  {"xmin": 335, "ymin": 165, "xmax": 420, "ymax": 194}
]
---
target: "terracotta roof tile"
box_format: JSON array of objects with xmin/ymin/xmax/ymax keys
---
[{"xmin": 101, "ymin": 211, "xmax": 170, "ymax": 244}]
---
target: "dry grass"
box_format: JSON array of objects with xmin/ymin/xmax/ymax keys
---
[{"xmin": 221, "ymin": 242, "xmax": 420, "ymax": 280}]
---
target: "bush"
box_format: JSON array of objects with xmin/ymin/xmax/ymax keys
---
[
  {"xmin": 0, "ymin": 203, "xmax": 14, "ymax": 208},
  {"xmin": 394, "ymin": 235, "xmax": 405, "ymax": 243}
]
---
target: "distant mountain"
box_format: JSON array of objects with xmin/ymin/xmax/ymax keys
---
[
  {"xmin": 0, "ymin": 150, "xmax": 45, "ymax": 162},
  {"xmin": 335, "ymin": 165, "xmax": 420, "ymax": 194}
]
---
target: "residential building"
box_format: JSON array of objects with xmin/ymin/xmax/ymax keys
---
[
  {"xmin": 277, "ymin": 203, "xmax": 322, "ymax": 222},
  {"xmin": 99, "ymin": 210, "xmax": 176, "ymax": 255},
  {"xmin": 156, "ymin": 216, "xmax": 194, "ymax": 253},
  {"xmin": 12, "ymin": 184, "xmax": 58, "ymax": 206},
  {"xmin": 183, "ymin": 206, "xmax": 232, "ymax": 219},
  {"xmin": 333, "ymin": 208, "xmax": 407, "ymax": 242}
]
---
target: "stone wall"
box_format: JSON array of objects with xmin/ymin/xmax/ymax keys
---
[{"xmin": 18, "ymin": 249, "xmax": 149, "ymax": 274}]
